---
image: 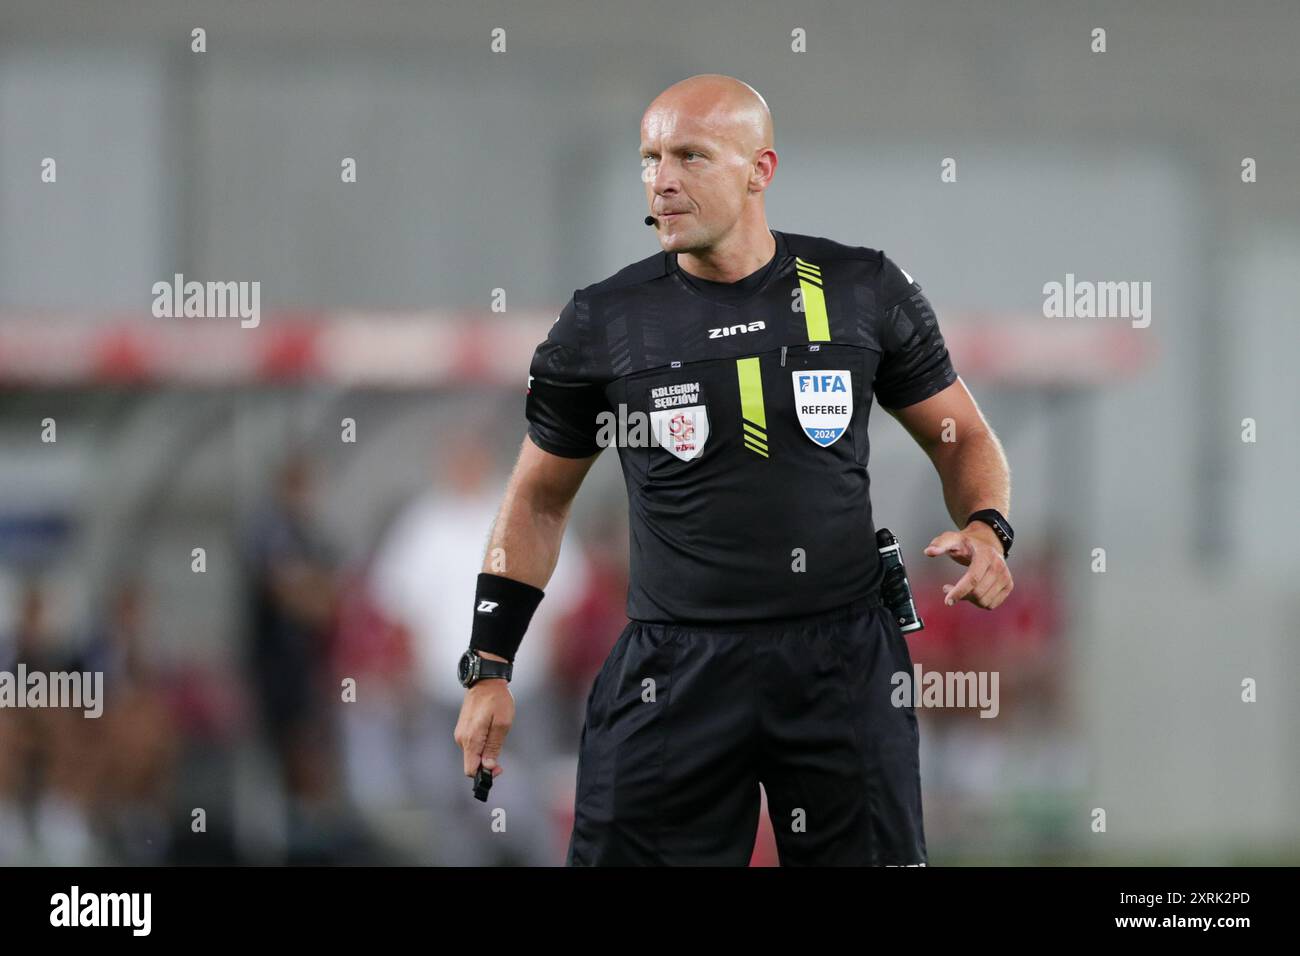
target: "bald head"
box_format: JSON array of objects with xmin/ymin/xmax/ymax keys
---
[
  {"xmin": 644, "ymin": 74, "xmax": 773, "ymax": 155},
  {"xmin": 640, "ymin": 75, "xmax": 778, "ymax": 262}
]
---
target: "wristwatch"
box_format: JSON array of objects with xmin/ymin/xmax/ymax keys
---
[
  {"xmin": 967, "ymin": 509, "xmax": 1014, "ymax": 558},
  {"xmin": 458, "ymin": 649, "xmax": 513, "ymax": 689}
]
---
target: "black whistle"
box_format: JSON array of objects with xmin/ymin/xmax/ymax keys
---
[{"xmin": 472, "ymin": 765, "xmax": 493, "ymax": 802}]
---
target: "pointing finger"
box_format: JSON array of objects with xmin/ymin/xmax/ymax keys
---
[{"xmin": 944, "ymin": 567, "xmax": 977, "ymax": 605}]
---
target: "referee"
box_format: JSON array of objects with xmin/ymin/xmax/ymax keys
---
[{"xmin": 454, "ymin": 74, "xmax": 1013, "ymax": 866}]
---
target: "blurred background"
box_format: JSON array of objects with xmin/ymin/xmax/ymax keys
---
[{"xmin": 0, "ymin": 0, "xmax": 1297, "ymax": 865}]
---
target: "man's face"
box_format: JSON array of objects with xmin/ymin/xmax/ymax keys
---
[{"xmin": 640, "ymin": 106, "xmax": 753, "ymax": 253}]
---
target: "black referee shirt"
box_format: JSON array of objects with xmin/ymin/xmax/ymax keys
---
[{"xmin": 525, "ymin": 229, "xmax": 957, "ymax": 623}]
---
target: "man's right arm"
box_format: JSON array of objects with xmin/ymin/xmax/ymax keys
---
[
  {"xmin": 482, "ymin": 435, "xmax": 599, "ymax": 589},
  {"xmin": 455, "ymin": 436, "xmax": 596, "ymax": 779},
  {"xmin": 455, "ymin": 297, "xmax": 604, "ymax": 781},
  {"xmin": 472, "ymin": 292, "xmax": 607, "ymax": 661}
]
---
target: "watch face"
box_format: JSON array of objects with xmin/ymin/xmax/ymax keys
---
[{"xmin": 458, "ymin": 651, "xmax": 475, "ymax": 686}]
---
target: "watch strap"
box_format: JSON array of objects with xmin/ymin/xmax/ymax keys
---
[
  {"xmin": 475, "ymin": 656, "xmax": 513, "ymax": 683},
  {"xmin": 967, "ymin": 508, "xmax": 1014, "ymax": 557}
]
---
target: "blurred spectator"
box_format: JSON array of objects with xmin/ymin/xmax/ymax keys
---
[
  {"xmin": 330, "ymin": 547, "xmax": 420, "ymax": 839},
  {"xmin": 0, "ymin": 581, "xmax": 96, "ymax": 864},
  {"xmin": 906, "ymin": 547, "xmax": 1077, "ymax": 859},
  {"xmin": 241, "ymin": 452, "xmax": 346, "ymax": 862},
  {"xmin": 78, "ymin": 580, "xmax": 180, "ymax": 865},
  {"xmin": 366, "ymin": 433, "xmax": 586, "ymax": 864}
]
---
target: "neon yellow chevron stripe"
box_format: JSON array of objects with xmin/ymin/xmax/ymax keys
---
[
  {"xmin": 796, "ymin": 258, "xmax": 830, "ymax": 341},
  {"xmin": 800, "ymin": 278, "xmax": 830, "ymax": 339},
  {"xmin": 736, "ymin": 356, "xmax": 766, "ymax": 430},
  {"xmin": 742, "ymin": 439, "xmax": 769, "ymax": 458},
  {"xmin": 742, "ymin": 421, "xmax": 766, "ymax": 442}
]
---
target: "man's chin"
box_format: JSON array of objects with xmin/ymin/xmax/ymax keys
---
[{"xmin": 659, "ymin": 228, "xmax": 706, "ymax": 253}]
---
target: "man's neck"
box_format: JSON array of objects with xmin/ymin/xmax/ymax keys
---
[{"xmin": 676, "ymin": 225, "xmax": 777, "ymax": 284}]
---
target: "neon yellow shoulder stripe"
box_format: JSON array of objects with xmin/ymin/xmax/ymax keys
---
[{"xmin": 795, "ymin": 256, "xmax": 830, "ymax": 341}]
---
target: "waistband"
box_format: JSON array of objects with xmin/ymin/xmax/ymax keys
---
[{"xmin": 629, "ymin": 587, "xmax": 883, "ymax": 636}]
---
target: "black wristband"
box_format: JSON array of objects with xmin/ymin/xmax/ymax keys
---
[
  {"xmin": 469, "ymin": 573, "xmax": 545, "ymax": 663},
  {"xmin": 967, "ymin": 508, "xmax": 1014, "ymax": 557}
]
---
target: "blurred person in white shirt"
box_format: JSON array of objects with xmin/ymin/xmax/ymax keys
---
[{"xmin": 365, "ymin": 432, "xmax": 586, "ymax": 865}]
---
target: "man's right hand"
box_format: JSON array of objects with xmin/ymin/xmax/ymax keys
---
[{"xmin": 453, "ymin": 652, "xmax": 515, "ymax": 782}]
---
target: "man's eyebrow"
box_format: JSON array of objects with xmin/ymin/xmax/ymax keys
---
[{"xmin": 639, "ymin": 142, "xmax": 712, "ymax": 156}]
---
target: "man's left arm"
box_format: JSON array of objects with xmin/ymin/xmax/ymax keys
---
[{"xmin": 887, "ymin": 377, "xmax": 1014, "ymax": 610}]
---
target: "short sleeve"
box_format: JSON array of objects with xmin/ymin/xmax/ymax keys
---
[
  {"xmin": 524, "ymin": 295, "xmax": 609, "ymax": 458},
  {"xmin": 872, "ymin": 255, "xmax": 959, "ymax": 410}
]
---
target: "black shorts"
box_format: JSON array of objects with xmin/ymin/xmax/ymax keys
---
[{"xmin": 565, "ymin": 594, "xmax": 927, "ymax": 866}]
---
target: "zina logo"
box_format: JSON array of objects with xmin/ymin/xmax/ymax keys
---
[{"xmin": 708, "ymin": 321, "xmax": 765, "ymax": 339}]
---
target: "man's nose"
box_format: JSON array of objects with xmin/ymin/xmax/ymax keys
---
[{"xmin": 652, "ymin": 159, "xmax": 680, "ymax": 192}]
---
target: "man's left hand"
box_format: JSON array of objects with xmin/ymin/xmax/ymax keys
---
[{"xmin": 923, "ymin": 523, "xmax": 1013, "ymax": 610}]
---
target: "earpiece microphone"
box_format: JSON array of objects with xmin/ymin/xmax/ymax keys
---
[{"xmin": 644, "ymin": 215, "xmax": 657, "ymax": 227}]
